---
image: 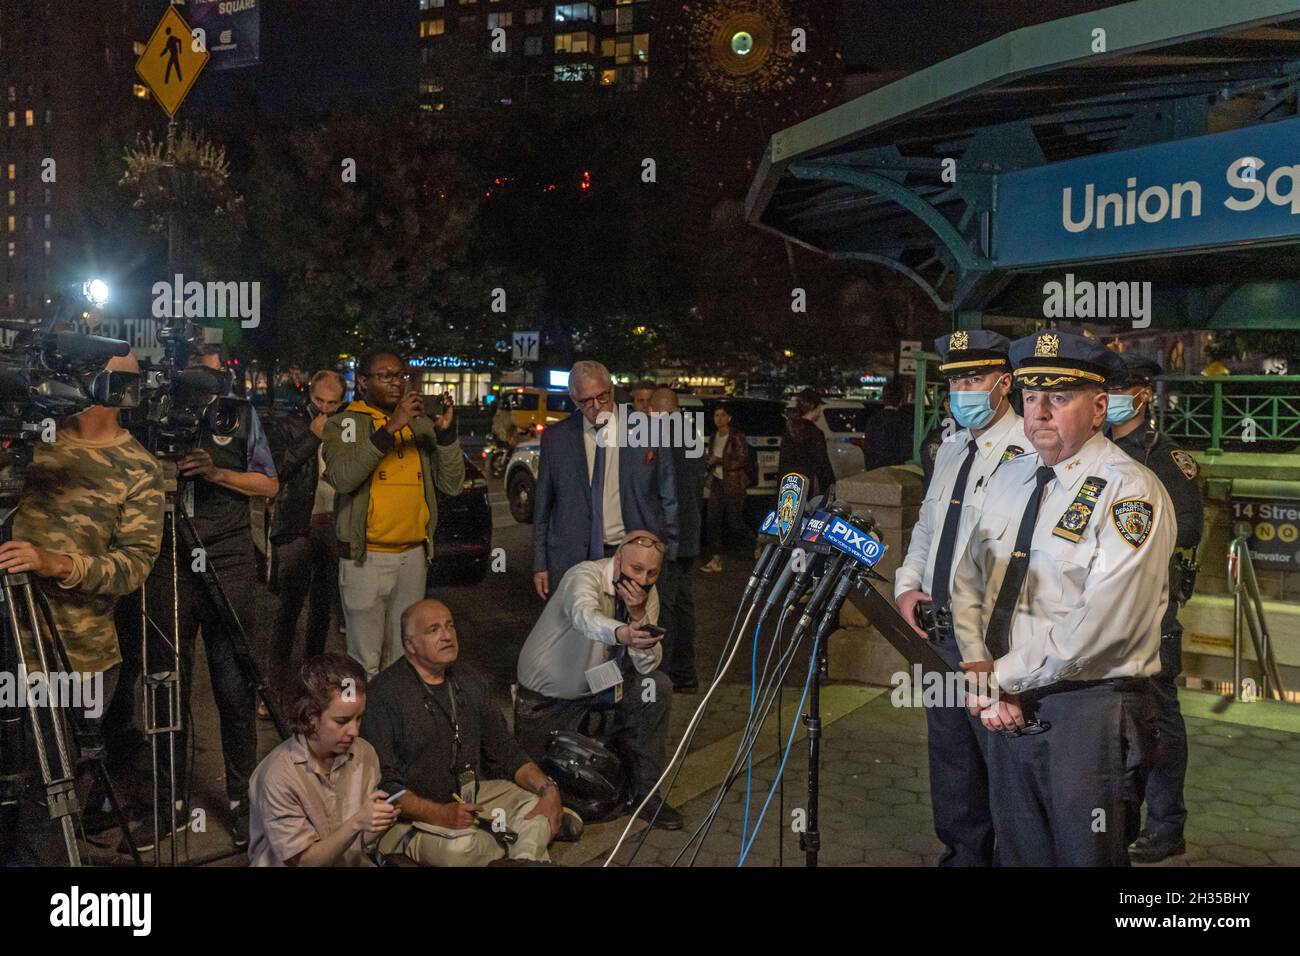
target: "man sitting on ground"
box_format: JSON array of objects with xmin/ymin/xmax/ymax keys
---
[{"xmin": 362, "ymin": 599, "xmax": 581, "ymax": 866}]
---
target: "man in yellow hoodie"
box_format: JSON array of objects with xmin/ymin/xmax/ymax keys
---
[{"xmin": 323, "ymin": 346, "xmax": 465, "ymax": 677}]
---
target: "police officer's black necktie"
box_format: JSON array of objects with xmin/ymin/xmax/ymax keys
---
[
  {"xmin": 983, "ymin": 465, "xmax": 1056, "ymax": 659},
  {"xmin": 930, "ymin": 439, "xmax": 978, "ymax": 610}
]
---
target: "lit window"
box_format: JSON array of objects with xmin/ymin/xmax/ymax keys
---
[
  {"xmin": 419, "ymin": 0, "xmax": 444, "ymax": 8},
  {"xmin": 6, "ymin": 165, "xmax": 13, "ymax": 180},
  {"xmin": 43, "ymin": 213, "xmax": 50, "ymax": 229},
  {"xmin": 553, "ymin": 63, "xmax": 593, "ymax": 82},
  {"xmin": 6, "ymin": 215, "xmax": 14, "ymax": 232},
  {"xmin": 6, "ymin": 242, "xmax": 13, "ymax": 258},
  {"xmin": 487, "ymin": 11, "xmax": 511, "ymax": 28},
  {"xmin": 7, "ymin": 190, "xmax": 13, "ymax": 206},
  {"xmin": 460, "ymin": 0, "xmax": 476, "ymax": 4},
  {"xmin": 6, "ymin": 87, "xmax": 14, "ymax": 102},
  {"xmin": 555, "ymin": 3, "xmax": 597, "ymax": 23},
  {"xmin": 554, "ymin": 31, "xmax": 595, "ymax": 53},
  {"xmin": 525, "ymin": 8, "xmax": 543, "ymax": 24},
  {"xmin": 616, "ymin": 7, "xmax": 633, "ymax": 32},
  {"xmin": 6, "ymin": 112, "xmax": 13, "ymax": 128},
  {"xmin": 43, "ymin": 240, "xmax": 50, "ymax": 256},
  {"xmin": 44, "ymin": 109, "xmax": 52, "ymax": 126},
  {"xmin": 420, "ymin": 18, "xmax": 444, "ymax": 37},
  {"xmin": 133, "ymin": 83, "xmax": 149, "ymax": 99},
  {"xmin": 601, "ymin": 38, "xmax": 614, "ymax": 58},
  {"xmin": 524, "ymin": 36, "xmax": 543, "ymax": 56},
  {"xmin": 24, "ymin": 110, "xmax": 33, "ymax": 126},
  {"xmin": 600, "ymin": 69, "xmax": 616, "ymax": 86},
  {"xmin": 634, "ymin": 33, "xmax": 649, "ymax": 61}
]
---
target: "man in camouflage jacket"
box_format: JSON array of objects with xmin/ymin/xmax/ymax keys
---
[{"xmin": 0, "ymin": 350, "xmax": 163, "ymax": 864}]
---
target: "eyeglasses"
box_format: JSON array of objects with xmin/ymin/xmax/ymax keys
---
[
  {"xmin": 997, "ymin": 719, "xmax": 1051, "ymax": 738},
  {"xmin": 574, "ymin": 388, "xmax": 612, "ymax": 409},
  {"xmin": 622, "ymin": 536, "xmax": 665, "ymax": 552},
  {"xmin": 365, "ymin": 371, "xmax": 410, "ymax": 384}
]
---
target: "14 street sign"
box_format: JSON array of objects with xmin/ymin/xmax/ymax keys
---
[{"xmin": 135, "ymin": 6, "xmax": 210, "ymax": 118}]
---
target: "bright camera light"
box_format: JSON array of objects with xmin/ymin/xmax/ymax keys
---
[{"xmin": 84, "ymin": 279, "xmax": 110, "ymax": 307}]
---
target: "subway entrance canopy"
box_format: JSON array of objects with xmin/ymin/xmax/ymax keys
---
[{"xmin": 745, "ymin": 0, "xmax": 1300, "ymax": 330}]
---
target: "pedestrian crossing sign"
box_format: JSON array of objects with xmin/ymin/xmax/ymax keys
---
[{"xmin": 135, "ymin": 6, "xmax": 210, "ymax": 118}]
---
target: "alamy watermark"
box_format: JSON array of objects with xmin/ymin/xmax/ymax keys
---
[
  {"xmin": 593, "ymin": 404, "xmax": 706, "ymax": 458},
  {"xmin": 151, "ymin": 272, "xmax": 260, "ymax": 328},
  {"xmin": 890, "ymin": 664, "xmax": 996, "ymax": 710},
  {"xmin": 1043, "ymin": 272, "xmax": 1151, "ymax": 328},
  {"xmin": 0, "ymin": 666, "xmax": 104, "ymax": 719}
]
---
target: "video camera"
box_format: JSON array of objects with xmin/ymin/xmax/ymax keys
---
[
  {"xmin": 0, "ymin": 282, "xmax": 137, "ymax": 506},
  {"xmin": 125, "ymin": 319, "xmax": 241, "ymax": 459}
]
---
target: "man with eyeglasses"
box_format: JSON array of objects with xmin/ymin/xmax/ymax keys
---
[
  {"xmin": 322, "ymin": 346, "xmax": 464, "ymax": 679},
  {"xmin": 949, "ymin": 332, "xmax": 1174, "ymax": 866},
  {"xmin": 515, "ymin": 531, "xmax": 682, "ymax": 830},
  {"xmin": 532, "ymin": 360, "xmax": 678, "ymax": 602},
  {"xmin": 267, "ymin": 369, "xmax": 348, "ymax": 712}
]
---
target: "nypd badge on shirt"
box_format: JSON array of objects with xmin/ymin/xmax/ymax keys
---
[{"xmin": 1112, "ymin": 498, "xmax": 1154, "ymax": 548}]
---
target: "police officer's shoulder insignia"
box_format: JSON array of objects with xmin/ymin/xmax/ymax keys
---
[
  {"xmin": 1111, "ymin": 498, "xmax": 1155, "ymax": 549},
  {"xmin": 1171, "ymin": 449, "xmax": 1198, "ymax": 480},
  {"xmin": 1000, "ymin": 444, "xmax": 1024, "ymax": 463}
]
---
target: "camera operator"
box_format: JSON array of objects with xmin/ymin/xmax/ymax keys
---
[
  {"xmin": 109, "ymin": 343, "xmax": 279, "ymax": 850},
  {"xmin": 0, "ymin": 350, "xmax": 164, "ymax": 865}
]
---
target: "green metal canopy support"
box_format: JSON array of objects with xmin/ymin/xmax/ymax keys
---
[{"xmin": 787, "ymin": 162, "xmax": 993, "ymax": 275}]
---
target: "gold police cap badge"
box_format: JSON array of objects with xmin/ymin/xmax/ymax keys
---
[
  {"xmin": 1034, "ymin": 333, "xmax": 1060, "ymax": 358},
  {"xmin": 951, "ymin": 331, "xmax": 969, "ymax": 351}
]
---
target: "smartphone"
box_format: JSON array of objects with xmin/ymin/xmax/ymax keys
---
[
  {"xmin": 385, "ymin": 789, "xmax": 408, "ymax": 804},
  {"xmin": 641, "ymin": 624, "xmax": 666, "ymax": 638}
]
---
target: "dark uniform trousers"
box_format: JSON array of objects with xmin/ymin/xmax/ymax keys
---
[
  {"xmin": 513, "ymin": 669, "xmax": 672, "ymax": 801},
  {"xmin": 657, "ymin": 555, "xmax": 697, "ymax": 687},
  {"xmin": 987, "ymin": 679, "xmax": 1155, "ymax": 866},
  {"xmin": 268, "ymin": 518, "xmax": 340, "ymax": 713},
  {"xmin": 110, "ymin": 526, "xmax": 259, "ymax": 805},
  {"xmin": 1141, "ymin": 631, "xmax": 1189, "ymax": 838},
  {"xmin": 926, "ymin": 630, "xmax": 995, "ymax": 867}
]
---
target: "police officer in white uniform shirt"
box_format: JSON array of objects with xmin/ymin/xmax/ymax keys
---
[
  {"xmin": 950, "ymin": 331, "xmax": 1175, "ymax": 866},
  {"xmin": 894, "ymin": 330, "xmax": 1028, "ymax": 867}
]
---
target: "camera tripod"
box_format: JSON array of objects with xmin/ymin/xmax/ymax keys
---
[
  {"xmin": 134, "ymin": 477, "xmax": 286, "ymax": 865},
  {"xmin": 0, "ymin": 508, "xmax": 141, "ymax": 867}
]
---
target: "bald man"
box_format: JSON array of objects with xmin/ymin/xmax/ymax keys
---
[
  {"xmin": 648, "ymin": 388, "xmax": 706, "ymax": 692},
  {"xmin": 515, "ymin": 531, "xmax": 681, "ymax": 830},
  {"xmin": 362, "ymin": 598, "xmax": 582, "ymax": 866},
  {"xmin": 1, "ymin": 349, "xmax": 164, "ymax": 864}
]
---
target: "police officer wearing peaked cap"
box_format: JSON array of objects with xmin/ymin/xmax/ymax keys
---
[
  {"xmin": 894, "ymin": 329, "xmax": 1029, "ymax": 866},
  {"xmin": 1106, "ymin": 352, "xmax": 1203, "ymax": 864},
  {"xmin": 949, "ymin": 331, "xmax": 1175, "ymax": 866}
]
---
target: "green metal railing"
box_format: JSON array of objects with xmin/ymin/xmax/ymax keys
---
[
  {"xmin": 909, "ymin": 367, "xmax": 1300, "ymax": 460},
  {"xmin": 1157, "ymin": 375, "xmax": 1300, "ymax": 455}
]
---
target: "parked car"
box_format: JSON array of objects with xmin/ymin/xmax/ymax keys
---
[
  {"xmin": 806, "ymin": 398, "xmax": 876, "ymax": 480},
  {"xmin": 430, "ymin": 453, "xmax": 492, "ymax": 583},
  {"xmin": 491, "ymin": 386, "xmax": 573, "ymax": 446}
]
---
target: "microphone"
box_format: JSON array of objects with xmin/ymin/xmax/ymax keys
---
[
  {"xmin": 53, "ymin": 330, "xmax": 129, "ymax": 365},
  {"xmin": 762, "ymin": 500, "xmax": 852, "ymax": 618},
  {"xmin": 743, "ymin": 473, "xmax": 809, "ymax": 610}
]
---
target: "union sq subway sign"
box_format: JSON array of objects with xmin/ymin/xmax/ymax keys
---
[{"xmin": 994, "ymin": 116, "xmax": 1300, "ymax": 268}]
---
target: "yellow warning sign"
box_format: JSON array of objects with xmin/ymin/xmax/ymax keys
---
[{"xmin": 135, "ymin": 6, "xmax": 210, "ymax": 118}]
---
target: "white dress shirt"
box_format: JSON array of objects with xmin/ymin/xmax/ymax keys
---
[
  {"xmin": 584, "ymin": 412, "xmax": 624, "ymax": 547},
  {"xmin": 516, "ymin": 557, "xmax": 661, "ymax": 700},
  {"xmin": 950, "ymin": 430, "xmax": 1175, "ymax": 694},
  {"xmin": 894, "ymin": 409, "xmax": 1029, "ymax": 599}
]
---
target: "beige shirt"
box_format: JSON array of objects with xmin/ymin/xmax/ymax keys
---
[
  {"xmin": 583, "ymin": 411, "xmax": 624, "ymax": 546},
  {"xmin": 248, "ymin": 734, "xmax": 381, "ymax": 867}
]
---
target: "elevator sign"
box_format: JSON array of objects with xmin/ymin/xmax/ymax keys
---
[
  {"xmin": 135, "ymin": 7, "xmax": 210, "ymax": 118},
  {"xmin": 1231, "ymin": 497, "xmax": 1300, "ymax": 568}
]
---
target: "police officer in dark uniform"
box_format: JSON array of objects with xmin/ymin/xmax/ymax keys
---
[
  {"xmin": 109, "ymin": 344, "xmax": 279, "ymax": 850},
  {"xmin": 1107, "ymin": 353, "xmax": 1203, "ymax": 864}
]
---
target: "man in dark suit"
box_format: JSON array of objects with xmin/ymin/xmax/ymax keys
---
[
  {"xmin": 532, "ymin": 361, "xmax": 679, "ymax": 601},
  {"xmin": 649, "ymin": 387, "xmax": 706, "ymax": 693}
]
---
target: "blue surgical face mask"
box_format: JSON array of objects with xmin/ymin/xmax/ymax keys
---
[
  {"xmin": 1106, "ymin": 393, "xmax": 1142, "ymax": 426},
  {"xmin": 950, "ymin": 385, "xmax": 1002, "ymax": 430}
]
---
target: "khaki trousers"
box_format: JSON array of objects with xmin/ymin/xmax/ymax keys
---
[{"xmin": 377, "ymin": 780, "xmax": 551, "ymax": 866}]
